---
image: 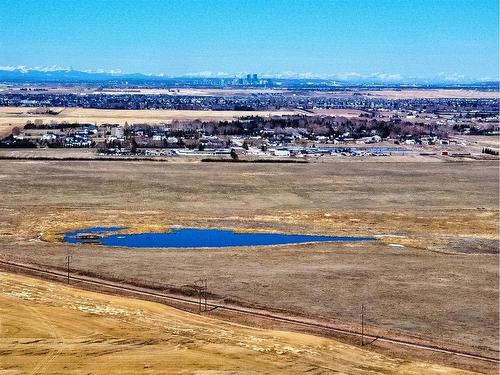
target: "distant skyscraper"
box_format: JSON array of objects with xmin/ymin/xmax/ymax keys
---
[{"xmin": 241, "ymin": 74, "xmax": 259, "ymax": 85}]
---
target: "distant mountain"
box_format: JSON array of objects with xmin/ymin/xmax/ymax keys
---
[
  {"xmin": 0, "ymin": 67, "xmax": 159, "ymax": 83},
  {"xmin": 0, "ymin": 67, "xmax": 497, "ymax": 88}
]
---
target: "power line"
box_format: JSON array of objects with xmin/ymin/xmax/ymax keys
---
[
  {"xmin": 1, "ymin": 260, "xmax": 497, "ymax": 364},
  {"xmin": 194, "ymin": 278, "xmax": 208, "ymax": 313},
  {"xmin": 361, "ymin": 303, "xmax": 365, "ymax": 346},
  {"xmin": 65, "ymin": 254, "xmax": 72, "ymax": 284}
]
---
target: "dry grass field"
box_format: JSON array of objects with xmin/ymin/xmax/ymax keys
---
[
  {"xmin": 0, "ymin": 158, "xmax": 497, "ymax": 370},
  {"xmin": 0, "ymin": 106, "xmax": 302, "ymax": 134},
  {"xmin": 453, "ymin": 135, "xmax": 500, "ymax": 153},
  {"xmin": 359, "ymin": 89, "xmax": 499, "ymax": 99},
  {"xmin": 93, "ymin": 88, "xmax": 499, "ymax": 99},
  {"xmin": 309, "ymin": 108, "xmax": 371, "ymax": 117},
  {"xmin": 3, "ymin": 86, "xmax": 497, "ymax": 99},
  {"xmin": 0, "ymin": 271, "xmax": 479, "ymax": 374},
  {"xmin": 92, "ymin": 87, "xmax": 290, "ymax": 96}
]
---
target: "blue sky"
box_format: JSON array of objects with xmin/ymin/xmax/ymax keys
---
[{"xmin": 0, "ymin": 0, "xmax": 498, "ymax": 80}]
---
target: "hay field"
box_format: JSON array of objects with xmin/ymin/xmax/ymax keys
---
[
  {"xmin": 0, "ymin": 160, "xmax": 497, "ymax": 371},
  {"xmin": 358, "ymin": 89, "xmax": 499, "ymax": 99},
  {"xmin": 92, "ymin": 87, "xmax": 290, "ymax": 96},
  {"xmin": 0, "ymin": 271, "xmax": 478, "ymax": 374},
  {"xmin": 310, "ymin": 108, "xmax": 371, "ymax": 117},
  {"xmin": 0, "ymin": 106, "xmax": 300, "ymax": 129},
  {"xmin": 0, "ymin": 124, "xmax": 16, "ymax": 137},
  {"xmin": 453, "ymin": 135, "xmax": 500, "ymax": 152}
]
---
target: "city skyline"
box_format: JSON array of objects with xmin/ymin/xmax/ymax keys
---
[{"xmin": 0, "ymin": 64, "xmax": 498, "ymax": 84}]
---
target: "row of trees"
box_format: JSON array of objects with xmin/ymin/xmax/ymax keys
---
[{"xmin": 129, "ymin": 115, "xmax": 450, "ymax": 140}]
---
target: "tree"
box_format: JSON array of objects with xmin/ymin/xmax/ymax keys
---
[
  {"xmin": 230, "ymin": 148, "xmax": 239, "ymax": 160},
  {"xmin": 11, "ymin": 126, "xmax": 21, "ymax": 136},
  {"xmin": 124, "ymin": 121, "xmax": 130, "ymax": 139},
  {"xmin": 130, "ymin": 137, "xmax": 137, "ymax": 154}
]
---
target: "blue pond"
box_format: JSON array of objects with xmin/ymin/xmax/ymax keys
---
[{"xmin": 64, "ymin": 227, "xmax": 374, "ymax": 248}]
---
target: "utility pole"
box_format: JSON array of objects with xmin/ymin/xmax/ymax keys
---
[
  {"xmin": 198, "ymin": 282, "xmax": 202, "ymax": 313},
  {"xmin": 361, "ymin": 303, "xmax": 365, "ymax": 346},
  {"xmin": 203, "ymin": 279, "xmax": 207, "ymax": 312},
  {"xmin": 65, "ymin": 254, "xmax": 72, "ymax": 284},
  {"xmin": 194, "ymin": 279, "xmax": 208, "ymax": 313}
]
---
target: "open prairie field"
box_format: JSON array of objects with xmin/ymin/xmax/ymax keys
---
[
  {"xmin": 356, "ymin": 89, "xmax": 499, "ymax": 99},
  {"xmin": 453, "ymin": 135, "xmax": 500, "ymax": 153},
  {"xmin": 310, "ymin": 108, "xmax": 371, "ymax": 117},
  {"xmin": 0, "ymin": 159, "xmax": 498, "ymax": 371},
  {"xmin": 298, "ymin": 89, "xmax": 499, "ymax": 99},
  {"xmin": 0, "ymin": 123, "xmax": 16, "ymax": 137},
  {"xmin": 92, "ymin": 87, "xmax": 291, "ymax": 96},
  {"xmin": 0, "ymin": 106, "xmax": 301, "ymax": 129},
  {"xmin": 103, "ymin": 88, "xmax": 498, "ymax": 99},
  {"xmin": 0, "ymin": 271, "xmax": 478, "ymax": 374}
]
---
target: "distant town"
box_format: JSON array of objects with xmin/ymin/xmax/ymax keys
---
[
  {"xmin": 0, "ymin": 74, "xmax": 498, "ymax": 160},
  {"xmin": 1, "ymin": 111, "xmax": 498, "ymax": 159},
  {"xmin": 1, "ymin": 88, "xmax": 499, "ymax": 113}
]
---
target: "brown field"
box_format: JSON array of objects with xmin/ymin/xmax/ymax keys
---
[
  {"xmin": 0, "ymin": 158, "xmax": 498, "ymax": 372},
  {"xmin": 453, "ymin": 135, "xmax": 500, "ymax": 152},
  {"xmin": 92, "ymin": 87, "xmax": 291, "ymax": 96},
  {"xmin": 99, "ymin": 88, "xmax": 499, "ymax": 99},
  {"xmin": 0, "ymin": 124, "xmax": 16, "ymax": 137},
  {"xmin": 0, "ymin": 106, "xmax": 302, "ymax": 132},
  {"xmin": 359, "ymin": 89, "xmax": 499, "ymax": 99},
  {"xmin": 310, "ymin": 108, "xmax": 371, "ymax": 117},
  {"xmin": 0, "ymin": 86, "xmax": 290, "ymax": 96},
  {"xmin": 2, "ymin": 86, "xmax": 498, "ymax": 100},
  {"xmin": 1, "ymin": 271, "xmax": 479, "ymax": 374},
  {"xmin": 289, "ymin": 89, "xmax": 498, "ymax": 99}
]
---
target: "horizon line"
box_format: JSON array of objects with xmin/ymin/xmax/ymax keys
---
[{"xmin": 0, "ymin": 65, "xmax": 498, "ymax": 84}]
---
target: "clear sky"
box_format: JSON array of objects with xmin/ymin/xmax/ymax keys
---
[{"xmin": 0, "ymin": 0, "xmax": 498, "ymax": 79}]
